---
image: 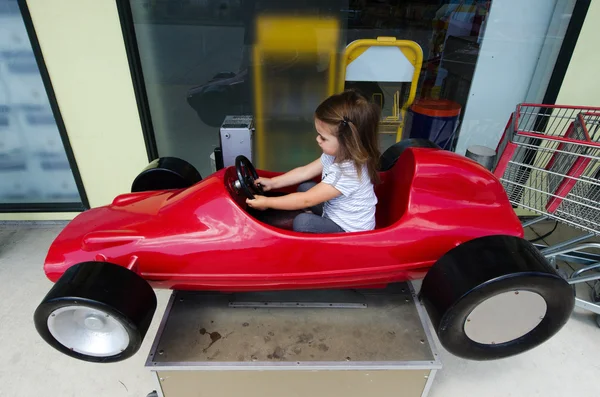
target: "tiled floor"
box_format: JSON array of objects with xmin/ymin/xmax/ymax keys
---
[{"xmin": 0, "ymin": 221, "xmax": 598, "ymax": 397}]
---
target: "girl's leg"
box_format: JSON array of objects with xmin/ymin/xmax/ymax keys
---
[
  {"xmin": 293, "ymin": 213, "xmax": 344, "ymax": 234},
  {"xmin": 297, "ymin": 181, "xmax": 323, "ymax": 215}
]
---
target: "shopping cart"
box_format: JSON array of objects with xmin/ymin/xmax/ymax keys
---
[{"xmin": 493, "ymin": 103, "xmax": 600, "ymax": 326}]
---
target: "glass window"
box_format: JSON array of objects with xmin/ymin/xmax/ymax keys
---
[
  {"xmin": 0, "ymin": 0, "xmax": 83, "ymax": 208},
  {"xmin": 128, "ymin": 0, "xmax": 578, "ymax": 175}
]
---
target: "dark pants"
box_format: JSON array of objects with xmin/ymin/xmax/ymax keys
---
[{"xmin": 293, "ymin": 182, "xmax": 345, "ymax": 234}]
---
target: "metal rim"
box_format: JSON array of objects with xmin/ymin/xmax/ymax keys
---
[
  {"xmin": 464, "ymin": 290, "xmax": 547, "ymax": 345},
  {"xmin": 47, "ymin": 305, "xmax": 130, "ymax": 357}
]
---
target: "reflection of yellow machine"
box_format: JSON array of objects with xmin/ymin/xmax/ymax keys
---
[
  {"xmin": 252, "ymin": 15, "xmax": 422, "ymax": 169},
  {"xmin": 340, "ymin": 37, "xmax": 423, "ymax": 143},
  {"xmin": 252, "ymin": 15, "xmax": 340, "ymax": 169}
]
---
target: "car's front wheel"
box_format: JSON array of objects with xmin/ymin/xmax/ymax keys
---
[
  {"xmin": 34, "ymin": 262, "xmax": 157, "ymax": 363},
  {"xmin": 420, "ymin": 235, "xmax": 574, "ymax": 360}
]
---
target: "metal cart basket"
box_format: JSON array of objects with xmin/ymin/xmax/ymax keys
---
[{"xmin": 493, "ymin": 103, "xmax": 600, "ymax": 325}]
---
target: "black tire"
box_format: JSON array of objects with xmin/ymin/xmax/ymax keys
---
[
  {"xmin": 34, "ymin": 262, "xmax": 157, "ymax": 363},
  {"xmin": 379, "ymin": 139, "xmax": 440, "ymax": 171},
  {"xmin": 420, "ymin": 235, "xmax": 574, "ymax": 361},
  {"xmin": 132, "ymin": 157, "xmax": 201, "ymax": 193}
]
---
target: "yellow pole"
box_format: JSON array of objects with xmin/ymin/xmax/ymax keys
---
[{"xmin": 252, "ymin": 46, "xmax": 266, "ymax": 169}]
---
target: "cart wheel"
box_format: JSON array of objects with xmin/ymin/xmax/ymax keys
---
[
  {"xmin": 420, "ymin": 235, "xmax": 574, "ymax": 360},
  {"xmin": 132, "ymin": 157, "xmax": 201, "ymax": 192},
  {"xmin": 592, "ymin": 281, "xmax": 600, "ymax": 303},
  {"xmin": 34, "ymin": 262, "xmax": 157, "ymax": 363},
  {"xmin": 379, "ymin": 139, "xmax": 440, "ymax": 171},
  {"xmin": 592, "ymin": 282, "xmax": 600, "ymax": 329}
]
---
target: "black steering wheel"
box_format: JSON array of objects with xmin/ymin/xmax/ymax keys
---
[{"xmin": 235, "ymin": 155, "xmax": 263, "ymax": 199}]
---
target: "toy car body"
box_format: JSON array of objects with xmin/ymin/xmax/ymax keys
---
[{"xmin": 43, "ymin": 147, "xmax": 522, "ymax": 289}]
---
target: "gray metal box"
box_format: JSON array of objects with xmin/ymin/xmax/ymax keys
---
[
  {"xmin": 146, "ymin": 283, "xmax": 441, "ymax": 397},
  {"xmin": 220, "ymin": 115, "xmax": 254, "ymax": 167}
]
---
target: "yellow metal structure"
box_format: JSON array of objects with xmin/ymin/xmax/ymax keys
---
[
  {"xmin": 252, "ymin": 15, "xmax": 340, "ymax": 169},
  {"xmin": 339, "ymin": 37, "xmax": 423, "ymax": 142}
]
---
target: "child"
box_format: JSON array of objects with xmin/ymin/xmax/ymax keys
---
[{"xmin": 246, "ymin": 90, "xmax": 381, "ymax": 233}]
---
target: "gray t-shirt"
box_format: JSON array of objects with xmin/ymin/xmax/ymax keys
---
[{"xmin": 321, "ymin": 154, "xmax": 377, "ymax": 232}]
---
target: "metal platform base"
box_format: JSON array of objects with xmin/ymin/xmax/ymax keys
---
[{"xmin": 146, "ymin": 282, "xmax": 441, "ymax": 397}]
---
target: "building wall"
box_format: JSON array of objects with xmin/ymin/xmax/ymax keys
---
[{"xmin": 555, "ymin": 0, "xmax": 600, "ymax": 106}]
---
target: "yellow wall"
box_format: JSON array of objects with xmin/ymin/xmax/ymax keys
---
[
  {"xmin": 24, "ymin": 0, "xmax": 148, "ymax": 209},
  {"xmin": 555, "ymin": 0, "xmax": 600, "ymax": 106}
]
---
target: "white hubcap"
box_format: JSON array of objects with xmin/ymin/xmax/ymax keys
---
[
  {"xmin": 47, "ymin": 306, "xmax": 130, "ymax": 357},
  {"xmin": 464, "ymin": 290, "xmax": 547, "ymax": 345}
]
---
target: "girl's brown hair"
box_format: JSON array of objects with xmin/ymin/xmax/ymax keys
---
[{"xmin": 315, "ymin": 90, "xmax": 381, "ymax": 183}]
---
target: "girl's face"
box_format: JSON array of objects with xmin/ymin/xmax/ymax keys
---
[{"xmin": 315, "ymin": 118, "xmax": 339, "ymax": 156}]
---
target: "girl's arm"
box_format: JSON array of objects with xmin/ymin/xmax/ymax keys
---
[
  {"xmin": 256, "ymin": 158, "xmax": 322, "ymax": 190},
  {"xmin": 246, "ymin": 182, "xmax": 340, "ymax": 211}
]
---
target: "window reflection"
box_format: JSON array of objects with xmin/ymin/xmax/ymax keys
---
[
  {"xmin": 0, "ymin": 0, "xmax": 81, "ymax": 205},
  {"xmin": 129, "ymin": 0, "xmax": 570, "ymax": 175}
]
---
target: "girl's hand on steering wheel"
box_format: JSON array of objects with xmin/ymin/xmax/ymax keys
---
[
  {"xmin": 246, "ymin": 195, "xmax": 269, "ymax": 211},
  {"xmin": 255, "ymin": 177, "xmax": 274, "ymax": 192}
]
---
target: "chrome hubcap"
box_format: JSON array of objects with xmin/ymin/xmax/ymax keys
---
[
  {"xmin": 47, "ymin": 306, "xmax": 130, "ymax": 357},
  {"xmin": 464, "ymin": 290, "xmax": 547, "ymax": 345}
]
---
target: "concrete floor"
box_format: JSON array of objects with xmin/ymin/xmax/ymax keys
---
[{"xmin": 0, "ymin": 221, "xmax": 598, "ymax": 397}]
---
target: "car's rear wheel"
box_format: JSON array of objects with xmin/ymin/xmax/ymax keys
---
[
  {"xmin": 379, "ymin": 139, "xmax": 440, "ymax": 171},
  {"xmin": 131, "ymin": 157, "xmax": 201, "ymax": 192},
  {"xmin": 420, "ymin": 235, "xmax": 574, "ymax": 360},
  {"xmin": 34, "ymin": 262, "xmax": 157, "ymax": 363}
]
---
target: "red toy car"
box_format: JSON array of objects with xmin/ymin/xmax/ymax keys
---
[{"xmin": 34, "ymin": 140, "xmax": 574, "ymax": 363}]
